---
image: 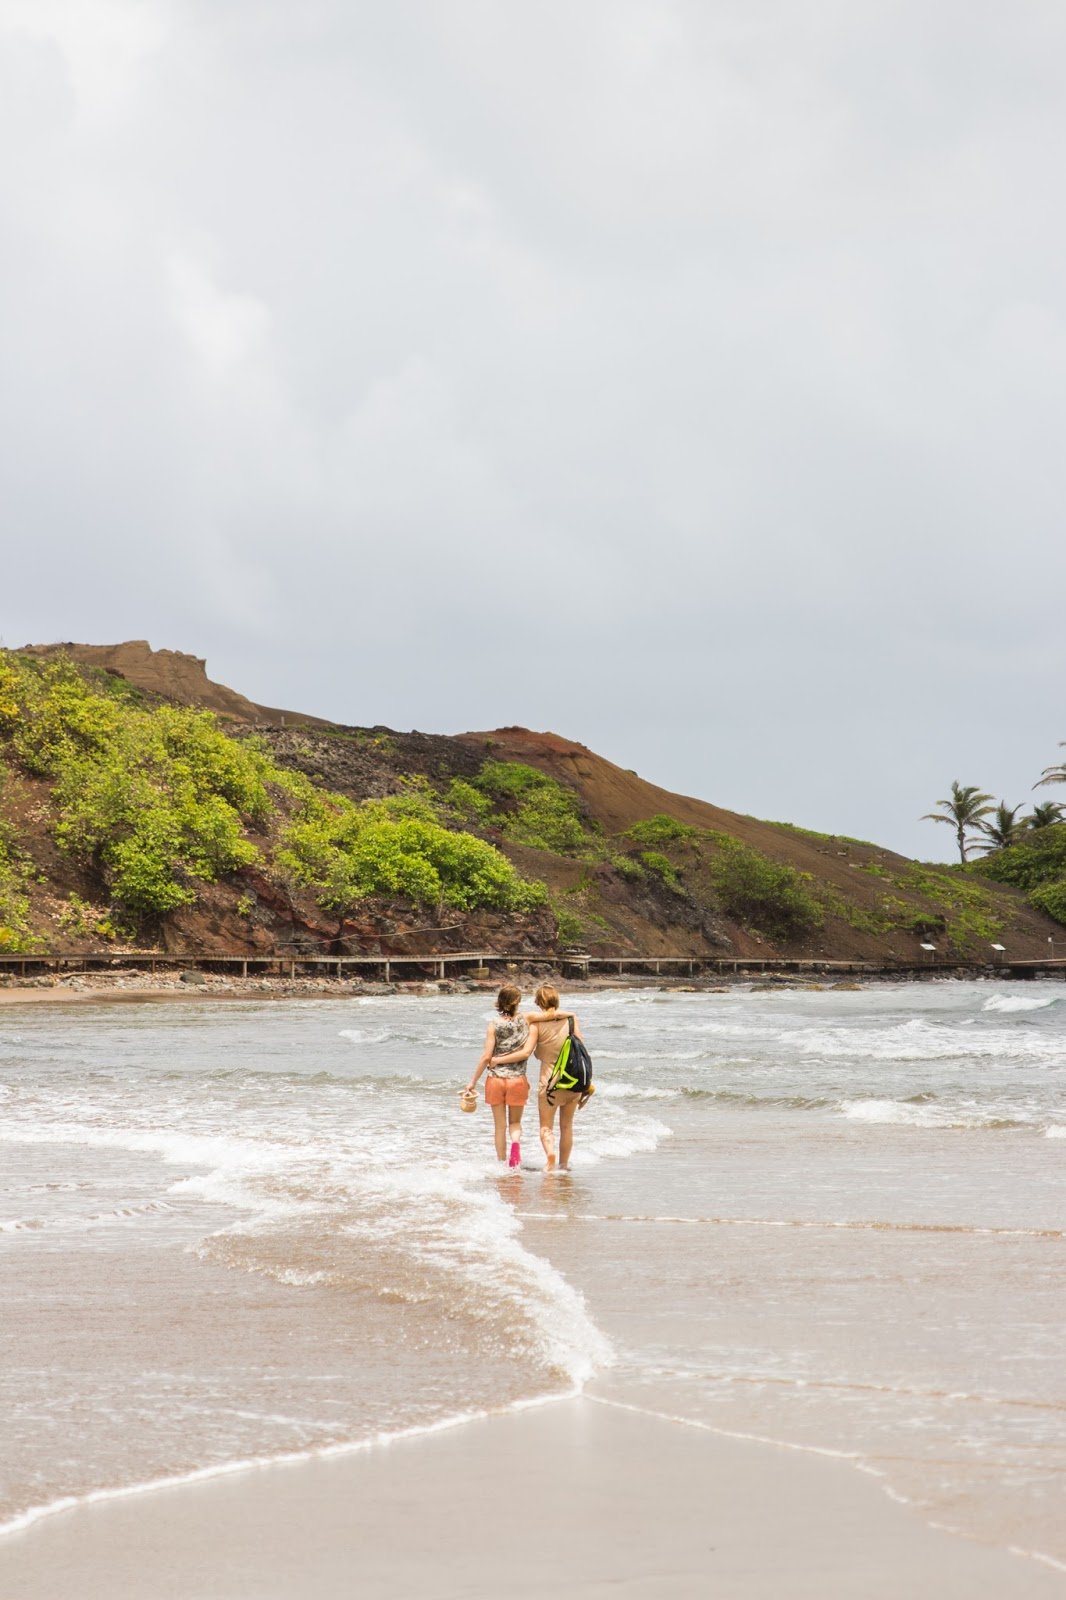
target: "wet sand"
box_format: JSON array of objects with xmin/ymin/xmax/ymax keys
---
[
  {"xmin": 0, "ymin": 985, "xmax": 215, "ymax": 1006},
  {"xmin": 1, "ymin": 1396, "xmax": 1060, "ymax": 1600}
]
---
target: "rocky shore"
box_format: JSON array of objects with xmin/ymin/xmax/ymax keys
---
[{"xmin": 0, "ymin": 966, "xmax": 879, "ymax": 1005}]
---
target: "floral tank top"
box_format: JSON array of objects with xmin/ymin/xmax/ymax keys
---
[{"xmin": 489, "ymin": 1014, "xmax": 529, "ymax": 1079}]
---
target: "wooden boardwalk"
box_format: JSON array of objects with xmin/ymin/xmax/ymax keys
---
[{"xmin": 1, "ymin": 951, "xmax": 1063, "ymax": 982}]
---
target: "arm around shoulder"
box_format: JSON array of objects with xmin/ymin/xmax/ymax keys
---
[{"xmin": 492, "ymin": 1020, "xmax": 538, "ymax": 1066}]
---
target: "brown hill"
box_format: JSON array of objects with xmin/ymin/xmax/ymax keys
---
[
  {"xmin": 256, "ymin": 721, "xmax": 1061, "ymax": 964},
  {"xmin": 7, "ymin": 643, "xmax": 1061, "ymax": 965},
  {"xmin": 18, "ymin": 640, "xmax": 331, "ymax": 728}
]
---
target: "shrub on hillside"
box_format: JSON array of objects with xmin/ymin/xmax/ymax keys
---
[
  {"xmin": 972, "ymin": 826, "xmax": 1066, "ymax": 891},
  {"xmin": 1028, "ymin": 880, "xmax": 1066, "ymax": 926},
  {"xmin": 276, "ymin": 787, "xmax": 544, "ymax": 917},
  {"xmin": 706, "ymin": 833, "xmax": 824, "ymax": 938},
  {"xmin": 473, "ymin": 761, "xmax": 588, "ymax": 854},
  {"xmin": 968, "ymin": 825, "xmax": 1066, "ymax": 929},
  {"xmin": 444, "ymin": 778, "xmax": 493, "ymax": 824},
  {"xmin": 639, "ymin": 850, "xmax": 682, "ymax": 890},
  {"xmin": 624, "ymin": 815, "xmax": 697, "ymax": 847},
  {"xmin": 0, "ymin": 656, "xmax": 272, "ymax": 918},
  {"xmin": 0, "ymin": 833, "xmax": 36, "ymax": 952}
]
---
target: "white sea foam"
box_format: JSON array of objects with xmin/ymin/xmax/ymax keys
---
[
  {"xmin": 838, "ymin": 1098, "xmax": 1032, "ymax": 1131},
  {"xmin": 337, "ymin": 1027, "xmax": 390, "ymax": 1045},
  {"xmin": 982, "ymin": 994, "xmax": 1057, "ymax": 1014},
  {"xmin": 0, "ymin": 1099, "xmax": 619, "ymax": 1389},
  {"xmin": 787, "ymin": 1017, "xmax": 1063, "ymax": 1063},
  {"xmin": 344, "ymin": 1157, "xmax": 614, "ymax": 1385},
  {"xmin": 573, "ymin": 1113, "xmax": 672, "ymax": 1163},
  {"xmin": 595, "ymin": 1083, "xmax": 681, "ymax": 1100},
  {"xmin": 1046, "ymin": 1126, "xmax": 1066, "ymax": 1139},
  {"xmin": 594, "ymin": 1048, "xmax": 705, "ymax": 1063},
  {"xmin": 839, "ymin": 1098, "xmax": 939, "ymax": 1127},
  {"xmin": 0, "ymin": 1118, "xmax": 294, "ymax": 1174}
]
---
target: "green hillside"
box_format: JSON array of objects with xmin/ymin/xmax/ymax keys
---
[{"xmin": 0, "ymin": 647, "xmax": 1061, "ymax": 963}]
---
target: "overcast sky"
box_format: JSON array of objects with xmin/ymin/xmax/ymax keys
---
[{"xmin": 2, "ymin": 1, "xmax": 1064, "ymax": 859}]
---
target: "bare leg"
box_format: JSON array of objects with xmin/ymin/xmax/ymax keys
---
[
  {"xmin": 491, "ymin": 1103, "xmax": 507, "ymax": 1161},
  {"xmin": 539, "ymin": 1094, "xmax": 557, "ymax": 1170},
  {"xmin": 507, "ymin": 1107, "xmax": 524, "ymax": 1154},
  {"xmin": 558, "ymin": 1098, "xmax": 578, "ymax": 1169}
]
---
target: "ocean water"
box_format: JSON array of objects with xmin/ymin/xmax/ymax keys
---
[{"xmin": 0, "ymin": 982, "xmax": 1063, "ymax": 1571}]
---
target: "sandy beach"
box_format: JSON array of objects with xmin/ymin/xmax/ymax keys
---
[{"xmin": 2, "ymin": 1396, "xmax": 1062, "ymax": 1600}]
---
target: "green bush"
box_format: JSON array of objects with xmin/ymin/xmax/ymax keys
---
[
  {"xmin": 0, "ymin": 757, "xmax": 36, "ymax": 951},
  {"xmin": 0, "ymin": 652, "xmax": 551, "ymax": 929},
  {"xmin": 58, "ymin": 894, "xmax": 117, "ymax": 941},
  {"xmin": 1029, "ymin": 880, "xmax": 1066, "ymax": 926},
  {"xmin": 706, "ymin": 834, "xmax": 824, "ymax": 938},
  {"xmin": 276, "ymin": 790, "xmax": 544, "ymax": 915},
  {"xmin": 611, "ymin": 854, "xmax": 644, "ymax": 879},
  {"xmin": 445, "ymin": 778, "xmax": 493, "ymax": 824},
  {"xmin": 973, "ymin": 826, "xmax": 1066, "ymax": 892},
  {"xmin": 0, "ymin": 653, "xmax": 274, "ymax": 918},
  {"xmin": 624, "ymin": 815, "xmax": 696, "ymax": 846},
  {"xmin": 474, "ymin": 761, "xmax": 549, "ymax": 802},
  {"xmin": 473, "ymin": 761, "xmax": 587, "ymax": 854},
  {"xmin": 0, "ymin": 832, "xmax": 36, "ymax": 951},
  {"xmin": 639, "ymin": 850, "xmax": 682, "ymax": 890},
  {"xmin": 553, "ymin": 905, "xmax": 587, "ymax": 946}
]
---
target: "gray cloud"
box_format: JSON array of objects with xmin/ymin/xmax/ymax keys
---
[{"xmin": 2, "ymin": 0, "xmax": 1064, "ymax": 856}]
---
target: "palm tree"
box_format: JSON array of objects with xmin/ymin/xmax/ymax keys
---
[
  {"xmin": 1036, "ymin": 743, "xmax": 1066, "ymax": 789},
  {"xmin": 921, "ymin": 782, "xmax": 995, "ymax": 864},
  {"xmin": 975, "ymin": 802, "xmax": 1023, "ymax": 853},
  {"xmin": 1028, "ymin": 800, "xmax": 1065, "ymax": 829}
]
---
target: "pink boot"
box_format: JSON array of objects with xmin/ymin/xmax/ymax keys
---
[{"xmin": 508, "ymin": 1141, "xmax": 521, "ymax": 1168}]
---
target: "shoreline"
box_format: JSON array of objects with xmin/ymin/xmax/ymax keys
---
[
  {"xmin": 0, "ymin": 1394, "xmax": 1061, "ymax": 1599},
  {"xmin": 0, "ymin": 974, "xmax": 815, "ymax": 1007},
  {"xmin": 0, "ymin": 966, "xmax": 992, "ymax": 1008}
]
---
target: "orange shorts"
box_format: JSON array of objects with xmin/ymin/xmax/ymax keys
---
[{"xmin": 485, "ymin": 1075, "xmax": 530, "ymax": 1107}]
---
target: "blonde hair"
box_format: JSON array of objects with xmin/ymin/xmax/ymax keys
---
[
  {"xmin": 534, "ymin": 983, "xmax": 560, "ymax": 1012},
  {"xmin": 496, "ymin": 984, "xmax": 522, "ymax": 1016}
]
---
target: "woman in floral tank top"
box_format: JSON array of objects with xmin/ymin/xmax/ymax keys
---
[{"xmin": 464, "ymin": 985, "xmax": 530, "ymax": 1167}]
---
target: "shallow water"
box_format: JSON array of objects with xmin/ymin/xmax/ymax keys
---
[{"xmin": 0, "ymin": 982, "xmax": 1063, "ymax": 1567}]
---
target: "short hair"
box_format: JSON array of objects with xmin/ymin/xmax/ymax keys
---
[
  {"xmin": 534, "ymin": 983, "xmax": 559, "ymax": 1011},
  {"xmin": 496, "ymin": 984, "xmax": 522, "ymax": 1016}
]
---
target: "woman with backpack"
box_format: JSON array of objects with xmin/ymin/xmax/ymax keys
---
[
  {"xmin": 490, "ymin": 984, "xmax": 588, "ymax": 1172},
  {"xmin": 464, "ymin": 984, "xmax": 530, "ymax": 1167}
]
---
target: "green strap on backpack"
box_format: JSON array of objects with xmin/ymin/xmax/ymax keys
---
[{"xmin": 545, "ymin": 1015, "xmax": 594, "ymax": 1106}]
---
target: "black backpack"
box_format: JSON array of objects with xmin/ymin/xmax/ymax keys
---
[{"xmin": 545, "ymin": 1015, "xmax": 594, "ymax": 1106}]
